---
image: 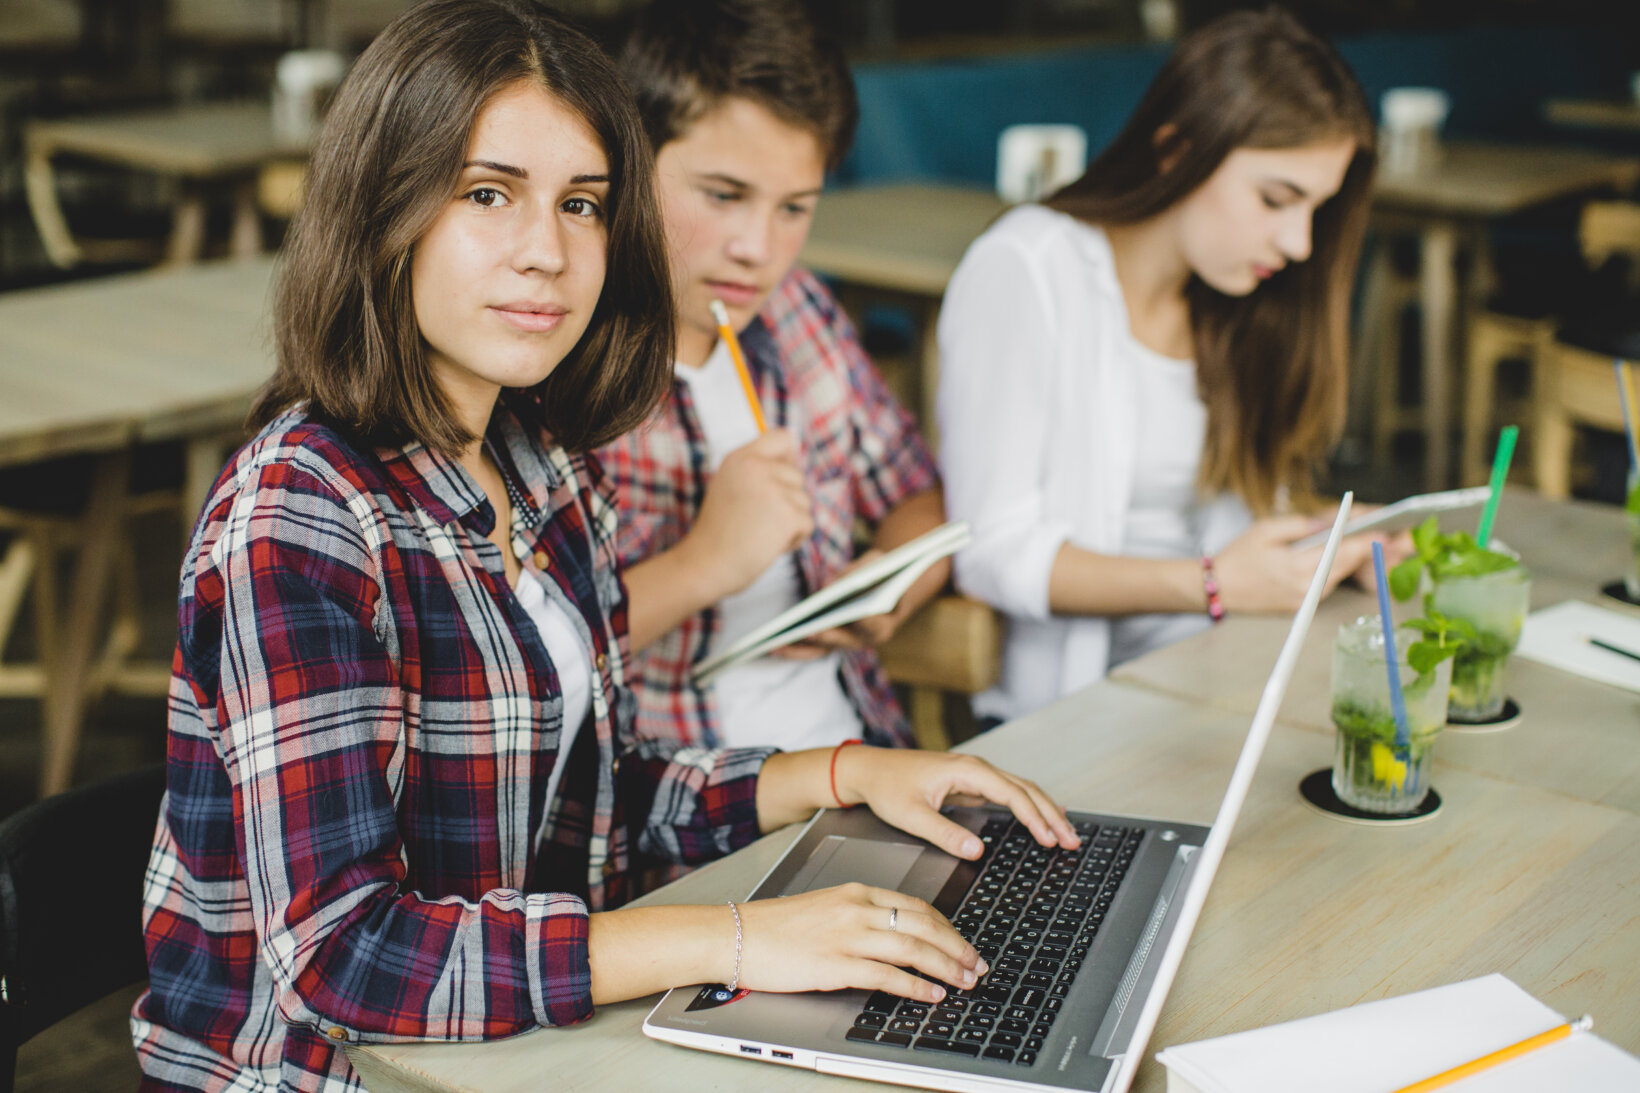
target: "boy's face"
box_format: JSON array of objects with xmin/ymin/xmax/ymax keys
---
[{"xmin": 653, "ymin": 96, "xmax": 826, "ymax": 366}]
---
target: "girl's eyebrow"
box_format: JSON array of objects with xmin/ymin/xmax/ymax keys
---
[
  {"xmin": 465, "ymin": 158, "xmax": 527, "ymax": 178},
  {"xmin": 1263, "ymin": 178, "xmax": 1307, "ymax": 199},
  {"xmin": 462, "ymin": 161, "xmax": 609, "ymax": 187}
]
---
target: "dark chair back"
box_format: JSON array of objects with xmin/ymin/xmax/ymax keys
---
[{"xmin": 0, "ymin": 763, "xmax": 166, "ymax": 1092}]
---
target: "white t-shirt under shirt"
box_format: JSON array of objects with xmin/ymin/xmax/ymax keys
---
[
  {"xmin": 673, "ymin": 340, "xmax": 863, "ymax": 751},
  {"xmin": 1103, "ymin": 338, "xmax": 1212, "ymax": 669},
  {"xmin": 513, "ymin": 566, "xmax": 591, "ymax": 810}
]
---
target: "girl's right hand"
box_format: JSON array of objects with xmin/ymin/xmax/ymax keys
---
[
  {"xmin": 687, "ymin": 428, "xmax": 813, "ymax": 596},
  {"xmin": 737, "ymin": 883, "xmax": 986, "ymax": 1004},
  {"xmin": 1212, "ymin": 515, "xmax": 1377, "ymax": 613}
]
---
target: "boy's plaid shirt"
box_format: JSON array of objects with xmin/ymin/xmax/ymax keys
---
[
  {"xmin": 598, "ymin": 267, "xmax": 938, "ymax": 750},
  {"xmin": 133, "ymin": 401, "xmax": 773, "ymax": 1092}
]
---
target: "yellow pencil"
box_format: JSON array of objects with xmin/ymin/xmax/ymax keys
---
[
  {"xmin": 1390, "ymin": 1015, "xmax": 1592, "ymax": 1093},
  {"xmin": 709, "ymin": 298, "xmax": 767, "ymax": 434}
]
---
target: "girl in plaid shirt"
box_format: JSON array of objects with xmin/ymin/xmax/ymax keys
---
[{"xmin": 134, "ymin": 3, "xmax": 1079, "ymax": 1091}]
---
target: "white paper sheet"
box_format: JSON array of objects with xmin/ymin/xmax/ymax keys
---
[
  {"xmin": 1515, "ymin": 600, "xmax": 1640, "ymax": 694},
  {"xmin": 1155, "ymin": 975, "xmax": 1640, "ymax": 1093}
]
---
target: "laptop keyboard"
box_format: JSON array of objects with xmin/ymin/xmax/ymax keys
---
[{"xmin": 845, "ymin": 816, "xmax": 1144, "ymax": 1067}]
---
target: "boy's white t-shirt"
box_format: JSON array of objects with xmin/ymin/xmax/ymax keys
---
[
  {"xmin": 1104, "ymin": 338, "xmax": 1212, "ymax": 668},
  {"xmin": 674, "ymin": 340, "xmax": 863, "ymax": 750}
]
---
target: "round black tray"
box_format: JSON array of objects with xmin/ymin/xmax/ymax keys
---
[
  {"xmin": 1299, "ymin": 768, "xmax": 1443, "ymax": 825},
  {"xmin": 1446, "ymin": 696, "xmax": 1522, "ymax": 733},
  {"xmin": 1601, "ymin": 580, "xmax": 1640, "ymax": 609}
]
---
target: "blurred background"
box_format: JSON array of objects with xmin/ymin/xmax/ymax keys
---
[{"xmin": 0, "ymin": 1, "xmax": 1636, "ymax": 1087}]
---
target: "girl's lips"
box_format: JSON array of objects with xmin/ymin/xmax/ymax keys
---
[
  {"xmin": 708, "ymin": 281, "xmax": 761, "ymax": 307},
  {"xmin": 1253, "ymin": 264, "xmax": 1280, "ymax": 280},
  {"xmin": 492, "ymin": 306, "xmax": 566, "ymax": 333}
]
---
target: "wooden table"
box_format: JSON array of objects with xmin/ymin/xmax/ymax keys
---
[
  {"xmin": 1362, "ymin": 141, "xmax": 1640, "ymax": 490},
  {"xmin": 0, "ymin": 255, "xmax": 278, "ymax": 793},
  {"xmin": 1544, "ymin": 98, "xmax": 1640, "ymax": 133},
  {"xmin": 349, "ymin": 490, "xmax": 1640, "ymax": 1092},
  {"xmin": 23, "ymin": 102, "xmax": 309, "ymax": 268},
  {"xmin": 800, "ymin": 183, "xmax": 1005, "ymax": 446}
]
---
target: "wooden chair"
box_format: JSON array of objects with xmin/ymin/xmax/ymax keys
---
[
  {"xmin": 1466, "ymin": 200, "xmax": 1640, "ymax": 487},
  {"xmin": 877, "ymin": 595, "xmax": 1002, "ymax": 751},
  {"xmin": 1531, "ymin": 201, "xmax": 1640, "ymax": 500}
]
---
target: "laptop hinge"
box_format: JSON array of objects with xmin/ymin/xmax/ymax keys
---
[{"xmin": 1089, "ymin": 844, "xmax": 1198, "ymax": 1057}]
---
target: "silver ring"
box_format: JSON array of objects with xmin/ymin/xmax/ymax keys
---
[{"xmin": 887, "ymin": 908, "xmax": 898, "ymax": 931}]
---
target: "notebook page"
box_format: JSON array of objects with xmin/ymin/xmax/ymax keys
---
[
  {"xmin": 1155, "ymin": 975, "xmax": 1579, "ymax": 1093},
  {"xmin": 1516, "ymin": 600, "xmax": 1640, "ymax": 694}
]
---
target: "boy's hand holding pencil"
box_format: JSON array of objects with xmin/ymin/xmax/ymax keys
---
[{"xmin": 686, "ymin": 429, "xmax": 812, "ymax": 598}]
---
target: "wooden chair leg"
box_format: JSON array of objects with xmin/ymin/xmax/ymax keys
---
[
  {"xmin": 39, "ymin": 454, "xmax": 128, "ymax": 795},
  {"xmin": 1461, "ymin": 318, "xmax": 1503, "ymax": 487},
  {"xmin": 908, "ymin": 686, "xmax": 952, "ymax": 752},
  {"xmin": 1532, "ymin": 398, "xmax": 1574, "ymax": 502}
]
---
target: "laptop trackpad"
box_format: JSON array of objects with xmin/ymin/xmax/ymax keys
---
[{"xmin": 780, "ymin": 836, "xmax": 926, "ymax": 896}]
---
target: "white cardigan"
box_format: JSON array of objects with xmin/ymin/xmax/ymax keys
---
[{"xmin": 936, "ymin": 205, "xmax": 1252, "ymax": 722}]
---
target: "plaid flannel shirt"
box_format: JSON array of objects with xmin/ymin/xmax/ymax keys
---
[
  {"xmin": 597, "ymin": 267, "xmax": 937, "ymax": 751},
  {"xmin": 133, "ymin": 401, "xmax": 774, "ymax": 1093}
]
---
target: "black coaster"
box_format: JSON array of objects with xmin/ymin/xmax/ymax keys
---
[
  {"xmin": 1601, "ymin": 580, "xmax": 1640, "ymax": 609},
  {"xmin": 1446, "ymin": 697, "xmax": 1522, "ymax": 732},
  {"xmin": 1299, "ymin": 769, "xmax": 1443, "ymax": 826}
]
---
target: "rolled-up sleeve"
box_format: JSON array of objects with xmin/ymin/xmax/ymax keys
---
[
  {"xmin": 937, "ymin": 232, "xmax": 1073, "ymax": 621},
  {"xmin": 622, "ymin": 741, "xmax": 777, "ymax": 864}
]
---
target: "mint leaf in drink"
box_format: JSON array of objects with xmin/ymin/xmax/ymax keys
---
[
  {"xmin": 1403, "ymin": 604, "xmax": 1469, "ymax": 678},
  {"xmin": 1389, "ymin": 555, "xmax": 1424, "ymax": 601},
  {"xmin": 1390, "ymin": 516, "xmax": 1519, "ymax": 597}
]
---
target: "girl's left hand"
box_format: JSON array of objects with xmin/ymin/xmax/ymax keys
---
[{"xmin": 833, "ymin": 746, "xmax": 1080, "ymax": 858}]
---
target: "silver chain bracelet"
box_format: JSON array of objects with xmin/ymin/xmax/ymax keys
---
[{"xmin": 726, "ymin": 900, "xmax": 744, "ymax": 992}]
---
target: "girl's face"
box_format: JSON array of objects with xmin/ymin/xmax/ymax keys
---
[
  {"xmin": 1172, "ymin": 137, "xmax": 1356, "ymax": 297},
  {"xmin": 412, "ymin": 80, "xmax": 610, "ymax": 430},
  {"xmin": 652, "ymin": 95, "xmax": 827, "ymax": 366}
]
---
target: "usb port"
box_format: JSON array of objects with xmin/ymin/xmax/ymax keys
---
[
  {"xmin": 740, "ymin": 1045, "xmax": 761, "ymax": 1055},
  {"xmin": 772, "ymin": 1050, "xmax": 793, "ymax": 1060}
]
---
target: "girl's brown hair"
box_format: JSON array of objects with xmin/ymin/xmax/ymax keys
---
[
  {"xmin": 254, "ymin": 0, "xmax": 674, "ymax": 455},
  {"xmin": 1047, "ymin": 6, "xmax": 1375, "ymax": 513}
]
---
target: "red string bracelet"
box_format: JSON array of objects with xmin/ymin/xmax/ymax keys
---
[
  {"xmin": 829, "ymin": 739, "xmax": 864, "ymax": 808},
  {"xmin": 1201, "ymin": 555, "xmax": 1225, "ymax": 624}
]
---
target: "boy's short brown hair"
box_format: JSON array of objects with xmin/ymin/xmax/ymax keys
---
[{"xmin": 619, "ymin": 0, "xmax": 858, "ymax": 170}]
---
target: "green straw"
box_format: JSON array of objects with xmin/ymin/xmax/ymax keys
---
[{"xmin": 1475, "ymin": 424, "xmax": 1518, "ymax": 549}]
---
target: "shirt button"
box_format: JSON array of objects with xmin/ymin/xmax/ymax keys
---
[
  {"xmin": 325, "ymin": 1027, "xmax": 348, "ymax": 1041},
  {"xmin": 595, "ymin": 653, "xmax": 608, "ymax": 672},
  {"xmin": 533, "ymin": 550, "xmax": 551, "ymax": 570}
]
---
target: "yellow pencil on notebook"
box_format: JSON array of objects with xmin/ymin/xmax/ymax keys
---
[
  {"xmin": 1390, "ymin": 1014, "xmax": 1593, "ymax": 1093},
  {"xmin": 709, "ymin": 298, "xmax": 767, "ymax": 433}
]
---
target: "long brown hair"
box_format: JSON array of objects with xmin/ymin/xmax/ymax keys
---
[
  {"xmin": 1047, "ymin": 6, "xmax": 1375, "ymax": 513},
  {"xmin": 254, "ymin": 0, "xmax": 674, "ymax": 455}
]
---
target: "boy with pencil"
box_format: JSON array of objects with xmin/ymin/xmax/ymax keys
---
[{"xmin": 596, "ymin": 0, "xmax": 947, "ymax": 753}]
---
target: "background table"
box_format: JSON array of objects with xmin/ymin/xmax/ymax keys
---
[
  {"xmin": 23, "ymin": 102, "xmax": 308, "ymax": 268},
  {"xmin": 1362, "ymin": 141, "xmax": 1640, "ymax": 489},
  {"xmin": 0, "ymin": 255, "xmax": 277, "ymax": 793},
  {"xmin": 801, "ymin": 183, "xmax": 1004, "ymax": 447},
  {"xmin": 348, "ymin": 493, "xmax": 1640, "ymax": 1093}
]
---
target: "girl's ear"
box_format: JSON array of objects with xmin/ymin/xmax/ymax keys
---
[{"xmin": 1152, "ymin": 122, "xmax": 1187, "ymax": 175}]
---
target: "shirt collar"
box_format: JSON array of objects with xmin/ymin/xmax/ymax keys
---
[{"xmin": 375, "ymin": 395, "xmax": 561, "ymax": 535}]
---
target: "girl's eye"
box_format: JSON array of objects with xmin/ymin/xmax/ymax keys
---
[
  {"xmin": 1260, "ymin": 193, "xmax": 1291, "ymax": 211},
  {"xmin": 563, "ymin": 197, "xmax": 601, "ymax": 218},
  {"xmin": 467, "ymin": 187, "xmax": 507, "ymax": 208},
  {"xmin": 706, "ymin": 189, "xmax": 738, "ymax": 204},
  {"xmin": 783, "ymin": 203, "xmax": 814, "ymax": 218}
]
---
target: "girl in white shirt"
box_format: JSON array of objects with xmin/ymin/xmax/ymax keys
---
[{"xmin": 939, "ymin": 7, "xmax": 1391, "ymax": 723}]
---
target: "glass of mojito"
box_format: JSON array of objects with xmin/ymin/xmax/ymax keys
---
[
  {"xmin": 1429, "ymin": 551, "xmax": 1530, "ymax": 722},
  {"xmin": 1330, "ymin": 616, "xmax": 1453, "ymax": 813}
]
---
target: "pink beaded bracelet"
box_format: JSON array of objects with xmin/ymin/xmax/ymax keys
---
[{"xmin": 1201, "ymin": 555, "xmax": 1225, "ymax": 624}]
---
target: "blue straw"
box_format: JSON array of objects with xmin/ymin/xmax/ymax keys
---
[
  {"xmin": 1617, "ymin": 359, "xmax": 1639, "ymax": 473},
  {"xmin": 1372, "ymin": 541, "xmax": 1411, "ymax": 756}
]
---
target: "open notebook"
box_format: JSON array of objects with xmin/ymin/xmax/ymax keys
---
[{"xmin": 691, "ymin": 521, "xmax": 969, "ymax": 685}]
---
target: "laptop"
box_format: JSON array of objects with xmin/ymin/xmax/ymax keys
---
[{"xmin": 643, "ymin": 495, "xmax": 1355, "ymax": 1093}]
